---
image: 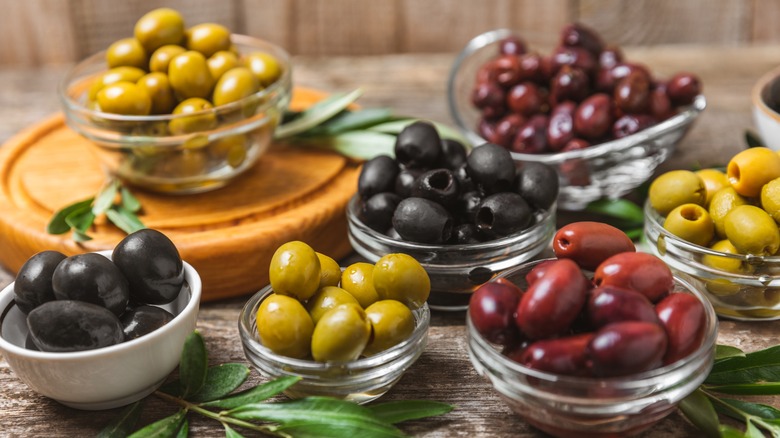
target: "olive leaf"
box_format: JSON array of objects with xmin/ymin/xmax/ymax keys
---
[
  {"xmin": 92, "ymin": 180, "xmax": 119, "ymax": 216},
  {"xmin": 97, "ymin": 401, "xmax": 143, "ymax": 438},
  {"xmin": 716, "ymin": 345, "xmax": 746, "ymax": 362},
  {"xmin": 290, "ymin": 131, "xmax": 397, "ymax": 160},
  {"xmin": 678, "ymin": 389, "xmax": 720, "ymax": 438},
  {"xmin": 303, "ymin": 108, "xmax": 395, "ymax": 136},
  {"xmin": 719, "ymin": 424, "xmax": 749, "ymax": 438},
  {"xmin": 121, "ymin": 186, "xmax": 142, "ymax": 213},
  {"xmin": 128, "ymin": 409, "xmax": 186, "ymax": 438},
  {"xmin": 47, "ymin": 199, "xmax": 94, "ymax": 234},
  {"xmin": 200, "ymin": 375, "xmax": 300, "ymax": 409},
  {"xmin": 175, "ymin": 418, "xmax": 189, "ymax": 438},
  {"xmin": 179, "ymin": 331, "xmax": 208, "ymax": 399},
  {"xmin": 223, "ymin": 423, "xmax": 244, "ymax": 438},
  {"xmin": 706, "ymin": 345, "xmax": 780, "ymax": 385},
  {"xmin": 275, "ymin": 89, "xmax": 364, "ymax": 139},
  {"xmin": 368, "ymin": 400, "xmax": 454, "ymax": 424},
  {"xmin": 583, "ymin": 198, "xmax": 645, "ymax": 224},
  {"xmin": 106, "ymin": 205, "xmax": 146, "ymax": 235},
  {"xmin": 186, "ymin": 364, "xmax": 251, "ymax": 402},
  {"xmin": 705, "ymin": 382, "xmax": 780, "ymax": 396}
]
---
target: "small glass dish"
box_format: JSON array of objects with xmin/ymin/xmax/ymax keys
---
[
  {"xmin": 238, "ymin": 285, "xmax": 430, "ymax": 404},
  {"xmin": 346, "ymin": 195, "xmax": 556, "ymax": 311},
  {"xmin": 59, "ymin": 34, "xmax": 292, "ymax": 194},
  {"xmin": 447, "ymin": 28, "xmax": 706, "ymax": 210},
  {"xmin": 467, "ymin": 259, "xmax": 718, "ymax": 438},
  {"xmin": 644, "ymin": 200, "xmax": 780, "ymax": 320}
]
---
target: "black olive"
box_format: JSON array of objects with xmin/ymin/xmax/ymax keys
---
[
  {"xmin": 52, "ymin": 253, "xmax": 130, "ymax": 316},
  {"xmin": 453, "ymin": 163, "xmax": 475, "ymax": 193},
  {"xmin": 394, "ymin": 168, "xmax": 423, "ymax": 198},
  {"xmin": 514, "ymin": 161, "xmax": 559, "ymax": 210},
  {"xmin": 411, "ymin": 169, "xmax": 460, "ymax": 208},
  {"xmin": 121, "ymin": 305, "xmax": 175, "ymax": 340},
  {"xmin": 113, "ymin": 229, "xmax": 184, "ymax": 305},
  {"xmin": 466, "ymin": 143, "xmax": 516, "ymax": 194},
  {"xmin": 475, "ymin": 192, "xmax": 532, "ymax": 237},
  {"xmin": 358, "ymin": 155, "xmax": 399, "ymax": 199},
  {"xmin": 13, "ymin": 250, "xmax": 66, "ymax": 314},
  {"xmin": 392, "ymin": 197, "xmax": 453, "ymax": 244},
  {"xmin": 394, "ymin": 121, "xmax": 442, "ymax": 169},
  {"xmin": 456, "ymin": 190, "xmax": 483, "ymax": 224},
  {"xmin": 27, "ymin": 300, "xmax": 124, "ymax": 352},
  {"xmin": 450, "ymin": 223, "xmax": 482, "ymax": 244},
  {"xmin": 439, "ymin": 139, "xmax": 468, "ymax": 170},
  {"xmin": 359, "ymin": 192, "xmax": 402, "ymax": 233}
]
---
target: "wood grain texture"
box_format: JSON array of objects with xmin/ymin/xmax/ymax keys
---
[
  {"xmin": 507, "ymin": 0, "xmax": 573, "ymax": 49},
  {"xmin": 752, "ymin": 0, "xmax": 780, "ymax": 43},
  {"xmin": 0, "ymin": 0, "xmax": 78, "ymax": 66},
  {"xmin": 242, "ymin": 0, "xmax": 294, "ymax": 52}
]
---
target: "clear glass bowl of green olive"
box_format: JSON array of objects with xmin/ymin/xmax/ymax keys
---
[{"xmin": 59, "ymin": 33, "xmax": 292, "ymax": 194}]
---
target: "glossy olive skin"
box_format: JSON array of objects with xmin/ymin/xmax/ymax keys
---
[
  {"xmin": 710, "ymin": 187, "xmax": 749, "ymax": 238},
  {"xmin": 311, "ymin": 304, "xmax": 371, "ymax": 362},
  {"xmin": 52, "ymin": 253, "xmax": 129, "ymax": 316},
  {"xmin": 723, "ymin": 205, "xmax": 780, "ymax": 255},
  {"xmin": 666, "ymin": 72, "xmax": 701, "ymax": 106},
  {"xmin": 553, "ymin": 221, "xmax": 635, "ymax": 271},
  {"xmin": 305, "ymin": 286, "xmax": 360, "ymax": 325},
  {"xmin": 168, "ymin": 51, "xmax": 215, "ymax": 99},
  {"xmin": 212, "ymin": 66, "xmax": 260, "ymax": 106},
  {"xmin": 207, "ymin": 50, "xmax": 241, "ymax": 80},
  {"xmin": 121, "ymin": 305, "xmax": 175, "ymax": 340},
  {"xmin": 392, "ymin": 197, "xmax": 453, "ymax": 244},
  {"xmin": 550, "ymin": 66, "xmax": 589, "ymax": 105},
  {"xmin": 186, "ymin": 23, "xmax": 232, "ymax": 58},
  {"xmin": 525, "ymin": 259, "xmax": 556, "ymax": 287},
  {"xmin": 514, "ymin": 161, "xmax": 559, "ymax": 210},
  {"xmin": 561, "ymin": 23, "xmax": 604, "ymax": 56},
  {"xmin": 727, "ymin": 147, "xmax": 780, "ymax": 198},
  {"xmin": 106, "ymin": 38, "xmax": 147, "ymax": 70},
  {"xmin": 574, "ymin": 93, "xmax": 613, "ymax": 140},
  {"xmin": 507, "ymin": 82, "xmax": 544, "ymax": 116},
  {"xmin": 599, "ymin": 45, "xmax": 623, "ymax": 70},
  {"xmin": 587, "ymin": 285, "xmax": 659, "ymax": 328},
  {"xmin": 169, "ymin": 97, "xmax": 217, "ymax": 134},
  {"xmin": 550, "ymin": 46, "xmax": 597, "ymax": 77},
  {"xmin": 546, "ymin": 101, "xmax": 577, "ymax": 151},
  {"xmin": 518, "ymin": 333, "xmax": 594, "ymax": 376},
  {"xmin": 27, "ymin": 300, "xmax": 124, "ymax": 352},
  {"xmin": 269, "ymin": 241, "xmax": 321, "ymax": 301},
  {"xmin": 412, "ymin": 169, "xmax": 460, "ymax": 208},
  {"xmin": 516, "ymin": 259, "xmax": 588, "ymax": 339},
  {"xmin": 663, "ymin": 203, "xmax": 715, "ymax": 247},
  {"xmin": 593, "ymin": 252, "xmax": 674, "ymax": 303},
  {"xmin": 244, "ymin": 52, "xmax": 282, "ymax": 86},
  {"xmin": 456, "ymin": 190, "xmax": 482, "ymax": 223},
  {"xmin": 475, "ymin": 192, "xmax": 532, "ymax": 237},
  {"xmin": 655, "ymin": 293, "xmax": 707, "ymax": 365},
  {"xmin": 439, "ymin": 139, "xmax": 468, "ymax": 170},
  {"xmin": 499, "ymin": 35, "xmax": 526, "ymax": 56},
  {"xmin": 648, "ymin": 169, "xmax": 706, "ymax": 216},
  {"xmin": 469, "ymin": 281, "xmax": 523, "ymax": 345},
  {"xmin": 394, "ymin": 121, "xmax": 442, "ymax": 169},
  {"xmin": 14, "ymin": 251, "xmax": 66, "ymax": 314},
  {"xmin": 364, "ymin": 300, "xmax": 415, "ymax": 356},
  {"xmin": 511, "ymin": 115, "xmax": 549, "ymax": 154},
  {"xmin": 341, "ymin": 262, "xmax": 379, "ymax": 308},
  {"xmin": 256, "ymin": 293, "xmax": 313, "ymax": 359},
  {"xmin": 588, "ymin": 321, "xmax": 668, "ymax": 377},
  {"xmin": 137, "ymin": 72, "xmax": 176, "ymax": 114},
  {"xmin": 373, "ymin": 253, "xmax": 431, "ymax": 310},
  {"xmin": 493, "ymin": 113, "xmax": 526, "ymax": 148},
  {"xmin": 451, "ymin": 223, "xmax": 482, "ymax": 244},
  {"xmin": 112, "ymin": 229, "xmax": 184, "ymax": 305},
  {"xmin": 134, "ymin": 8, "xmax": 185, "ymax": 53},
  {"xmin": 358, "ymin": 155, "xmax": 399, "ymax": 199},
  {"xmin": 394, "ymin": 168, "xmax": 423, "ymax": 198},
  {"xmin": 149, "ymin": 44, "xmax": 186, "ymax": 73},
  {"xmin": 614, "ymin": 71, "xmax": 650, "ymax": 114},
  {"xmin": 97, "ymin": 82, "xmax": 152, "ymax": 115},
  {"xmin": 467, "ymin": 143, "xmax": 516, "ymax": 194},
  {"xmin": 612, "ymin": 114, "xmax": 655, "ymax": 139},
  {"xmin": 359, "ymin": 192, "xmax": 401, "ymax": 233},
  {"xmin": 492, "ymin": 54, "xmax": 522, "ymax": 88},
  {"xmin": 315, "ymin": 252, "xmax": 341, "ymax": 289}
]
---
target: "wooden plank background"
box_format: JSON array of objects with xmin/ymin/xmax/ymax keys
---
[{"xmin": 1, "ymin": 0, "xmax": 780, "ymax": 66}]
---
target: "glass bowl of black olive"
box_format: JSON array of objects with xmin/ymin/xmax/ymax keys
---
[
  {"xmin": 447, "ymin": 27, "xmax": 706, "ymax": 210},
  {"xmin": 347, "ymin": 121, "xmax": 557, "ymax": 311},
  {"xmin": 0, "ymin": 229, "xmax": 201, "ymax": 410}
]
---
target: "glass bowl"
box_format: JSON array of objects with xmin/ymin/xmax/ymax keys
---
[
  {"xmin": 467, "ymin": 259, "xmax": 718, "ymax": 438},
  {"xmin": 346, "ymin": 195, "xmax": 556, "ymax": 311},
  {"xmin": 644, "ymin": 200, "xmax": 780, "ymax": 320},
  {"xmin": 238, "ymin": 285, "xmax": 430, "ymax": 404},
  {"xmin": 0, "ymin": 250, "xmax": 201, "ymax": 410},
  {"xmin": 752, "ymin": 65, "xmax": 780, "ymax": 151},
  {"xmin": 447, "ymin": 28, "xmax": 706, "ymax": 210},
  {"xmin": 59, "ymin": 34, "xmax": 292, "ymax": 194}
]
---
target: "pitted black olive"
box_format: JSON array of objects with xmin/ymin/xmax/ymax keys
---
[
  {"xmin": 360, "ymin": 192, "xmax": 402, "ymax": 232},
  {"xmin": 27, "ymin": 300, "xmax": 124, "ymax": 352},
  {"xmin": 411, "ymin": 169, "xmax": 460, "ymax": 207},
  {"xmin": 457, "ymin": 190, "xmax": 483, "ymax": 223},
  {"xmin": 439, "ymin": 139, "xmax": 468, "ymax": 170},
  {"xmin": 466, "ymin": 143, "xmax": 516, "ymax": 194},
  {"xmin": 121, "ymin": 305, "xmax": 175, "ymax": 340},
  {"xmin": 113, "ymin": 229, "xmax": 184, "ymax": 305},
  {"xmin": 14, "ymin": 250, "xmax": 66, "ymax": 314},
  {"xmin": 476, "ymin": 192, "xmax": 532, "ymax": 237},
  {"xmin": 514, "ymin": 161, "xmax": 559, "ymax": 210},
  {"xmin": 358, "ymin": 155, "xmax": 399, "ymax": 199},
  {"xmin": 451, "ymin": 223, "xmax": 482, "ymax": 244},
  {"xmin": 392, "ymin": 197, "xmax": 453, "ymax": 244},
  {"xmin": 394, "ymin": 121, "xmax": 442, "ymax": 169},
  {"xmin": 454, "ymin": 163, "xmax": 475, "ymax": 193},
  {"xmin": 394, "ymin": 168, "xmax": 423, "ymax": 198},
  {"xmin": 52, "ymin": 253, "xmax": 130, "ymax": 316}
]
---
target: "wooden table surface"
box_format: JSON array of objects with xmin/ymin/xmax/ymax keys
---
[{"xmin": 2, "ymin": 45, "xmax": 780, "ymax": 437}]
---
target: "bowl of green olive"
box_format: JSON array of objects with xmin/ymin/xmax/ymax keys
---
[
  {"xmin": 643, "ymin": 147, "xmax": 780, "ymax": 320},
  {"xmin": 238, "ymin": 241, "xmax": 430, "ymax": 404},
  {"xmin": 58, "ymin": 8, "xmax": 292, "ymax": 194}
]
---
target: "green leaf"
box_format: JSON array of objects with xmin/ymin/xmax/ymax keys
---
[
  {"xmin": 292, "ymin": 131, "xmax": 397, "ymax": 160},
  {"xmin": 97, "ymin": 401, "xmax": 143, "ymax": 438},
  {"xmin": 720, "ymin": 399, "xmax": 780, "ymax": 420},
  {"xmin": 128, "ymin": 410, "xmax": 186, "ymax": 438},
  {"xmin": 275, "ymin": 89, "xmax": 364, "ymax": 139},
  {"xmin": 175, "ymin": 418, "xmax": 188, "ymax": 438},
  {"xmin": 188, "ymin": 364, "xmax": 250, "ymax": 403},
  {"xmin": 275, "ymin": 422, "xmax": 403, "ymax": 438},
  {"xmin": 707, "ymin": 345, "xmax": 780, "ymax": 385},
  {"xmin": 179, "ymin": 331, "xmax": 208, "ymax": 399},
  {"xmin": 624, "ymin": 227, "xmax": 643, "ymax": 241},
  {"xmin": 584, "ymin": 198, "xmax": 645, "ymax": 224},
  {"xmin": 678, "ymin": 389, "xmax": 720, "ymax": 438},
  {"xmin": 367, "ymin": 400, "xmax": 453, "ymax": 424},
  {"xmin": 47, "ymin": 198, "xmax": 94, "ymax": 234},
  {"xmin": 201, "ymin": 375, "xmax": 300, "ymax": 409},
  {"xmin": 719, "ymin": 424, "xmax": 748, "ymax": 438},
  {"xmin": 71, "ymin": 228, "xmax": 93, "ymax": 243},
  {"xmin": 716, "ymin": 345, "xmax": 746, "ymax": 363},
  {"xmin": 121, "ymin": 186, "xmax": 142, "ymax": 213},
  {"xmin": 223, "ymin": 424, "xmax": 245, "ymax": 438},
  {"xmin": 745, "ymin": 130, "xmax": 764, "ymax": 149},
  {"xmin": 706, "ymin": 382, "xmax": 780, "ymax": 395},
  {"xmin": 304, "ymin": 108, "xmax": 395, "ymax": 136},
  {"xmin": 368, "ymin": 119, "xmax": 472, "ymax": 148},
  {"xmin": 106, "ymin": 205, "xmax": 146, "ymax": 234},
  {"xmin": 227, "ymin": 397, "xmax": 404, "ymax": 437},
  {"xmin": 65, "ymin": 204, "xmax": 96, "ymax": 233},
  {"xmin": 92, "ymin": 180, "xmax": 119, "ymax": 216}
]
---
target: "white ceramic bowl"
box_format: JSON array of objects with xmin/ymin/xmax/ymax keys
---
[
  {"xmin": 0, "ymin": 250, "xmax": 201, "ymax": 410},
  {"xmin": 752, "ymin": 65, "xmax": 780, "ymax": 151}
]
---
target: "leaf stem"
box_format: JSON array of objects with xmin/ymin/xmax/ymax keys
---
[{"xmin": 699, "ymin": 388, "xmax": 780, "ymax": 436}]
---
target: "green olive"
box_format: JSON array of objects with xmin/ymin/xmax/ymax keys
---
[
  {"xmin": 727, "ymin": 147, "xmax": 780, "ymax": 198},
  {"xmin": 341, "ymin": 262, "xmax": 379, "ymax": 308},
  {"xmin": 186, "ymin": 23, "xmax": 232, "ymax": 58},
  {"xmin": 207, "ymin": 50, "xmax": 241, "ymax": 81},
  {"xmin": 149, "ymin": 44, "xmax": 186, "ymax": 73},
  {"xmin": 256, "ymin": 293, "xmax": 313, "ymax": 359},
  {"xmin": 663, "ymin": 203, "xmax": 714, "ymax": 247},
  {"xmin": 372, "ymin": 253, "xmax": 430, "ymax": 310},
  {"xmin": 709, "ymin": 187, "xmax": 749, "ymax": 238},
  {"xmin": 244, "ymin": 51, "xmax": 282, "ymax": 86},
  {"xmin": 695, "ymin": 168, "xmax": 729, "ymax": 208},
  {"xmin": 209, "ymin": 134, "xmax": 247, "ymax": 167},
  {"xmin": 96, "ymin": 82, "xmax": 151, "ymax": 115},
  {"xmin": 363, "ymin": 300, "xmax": 414, "ymax": 356},
  {"xmin": 761, "ymin": 177, "xmax": 780, "ymax": 224},
  {"xmin": 305, "ymin": 286, "xmax": 360, "ymax": 325},
  {"xmin": 156, "ymin": 150, "xmax": 209, "ymax": 177},
  {"xmin": 168, "ymin": 51, "xmax": 215, "ymax": 99},
  {"xmin": 724, "ymin": 205, "xmax": 780, "ymax": 255},
  {"xmin": 315, "ymin": 252, "xmax": 341, "ymax": 289},
  {"xmin": 269, "ymin": 241, "xmax": 321, "ymax": 301},
  {"xmin": 134, "ymin": 8, "xmax": 185, "ymax": 53},
  {"xmin": 137, "ymin": 72, "xmax": 176, "ymax": 114},
  {"xmin": 106, "ymin": 38, "xmax": 147, "ymax": 70},
  {"xmin": 703, "ymin": 239, "xmax": 745, "ymax": 273},
  {"xmin": 648, "ymin": 170, "xmax": 706, "ymax": 215},
  {"xmin": 89, "ymin": 66, "xmax": 147, "ymax": 101},
  {"xmin": 311, "ymin": 303, "xmax": 371, "ymax": 362},
  {"xmin": 212, "ymin": 67, "xmax": 260, "ymax": 107},
  {"xmin": 168, "ymin": 98, "xmax": 217, "ymax": 134}
]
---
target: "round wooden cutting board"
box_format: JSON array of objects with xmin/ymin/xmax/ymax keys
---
[{"xmin": 0, "ymin": 88, "xmax": 360, "ymax": 301}]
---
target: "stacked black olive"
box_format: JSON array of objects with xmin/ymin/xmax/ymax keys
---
[
  {"xmin": 357, "ymin": 121, "xmax": 559, "ymax": 244},
  {"xmin": 14, "ymin": 229, "xmax": 185, "ymax": 352}
]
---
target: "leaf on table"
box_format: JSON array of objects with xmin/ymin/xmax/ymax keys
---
[
  {"xmin": 121, "ymin": 186, "xmax": 142, "ymax": 213},
  {"xmin": 720, "ymin": 399, "xmax": 780, "ymax": 421},
  {"xmin": 678, "ymin": 389, "xmax": 720, "ymax": 438},
  {"xmin": 106, "ymin": 206, "xmax": 146, "ymax": 235},
  {"xmin": 716, "ymin": 345, "xmax": 746, "ymax": 363},
  {"xmin": 128, "ymin": 410, "xmax": 186, "ymax": 438},
  {"xmin": 706, "ymin": 382, "xmax": 780, "ymax": 396},
  {"xmin": 65, "ymin": 204, "xmax": 96, "ymax": 233},
  {"xmin": 745, "ymin": 130, "xmax": 764, "ymax": 149},
  {"xmin": 276, "ymin": 422, "xmax": 404, "ymax": 438},
  {"xmin": 175, "ymin": 418, "xmax": 188, "ymax": 438},
  {"xmin": 367, "ymin": 400, "xmax": 453, "ymax": 424},
  {"xmin": 92, "ymin": 180, "xmax": 119, "ymax": 216},
  {"xmin": 71, "ymin": 228, "xmax": 93, "ymax": 243},
  {"xmin": 223, "ymin": 423, "xmax": 245, "ymax": 438},
  {"xmin": 295, "ymin": 131, "xmax": 397, "ymax": 160},
  {"xmin": 97, "ymin": 401, "xmax": 143, "ymax": 438},
  {"xmin": 47, "ymin": 198, "xmax": 94, "ymax": 234},
  {"xmin": 275, "ymin": 89, "xmax": 364, "ymax": 139},
  {"xmin": 201, "ymin": 375, "xmax": 300, "ymax": 409},
  {"xmin": 719, "ymin": 424, "xmax": 748, "ymax": 438},
  {"xmin": 304, "ymin": 108, "xmax": 395, "ymax": 136},
  {"xmin": 179, "ymin": 331, "xmax": 208, "ymax": 399},
  {"xmin": 745, "ymin": 420, "xmax": 766, "ymax": 438},
  {"xmin": 707, "ymin": 345, "xmax": 780, "ymax": 385},
  {"xmin": 188, "ymin": 364, "xmax": 250, "ymax": 403},
  {"xmin": 584, "ymin": 198, "xmax": 645, "ymax": 224}
]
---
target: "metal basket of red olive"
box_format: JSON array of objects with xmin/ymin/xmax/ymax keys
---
[
  {"xmin": 466, "ymin": 222, "xmax": 718, "ymax": 437},
  {"xmin": 448, "ymin": 24, "xmax": 705, "ymax": 210}
]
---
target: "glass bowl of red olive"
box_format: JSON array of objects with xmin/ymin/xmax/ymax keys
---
[
  {"xmin": 466, "ymin": 246, "xmax": 718, "ymax": 437},
  {"xmin": 347, "ymin": 122, "xmax": 558, "ymax": 311},
  {"xmin": 0, "ymin": 230, "xmax": 201, "ymax": 410},
  {"xmin": 448, "ymin": 26, "xmax": 706, "ymax": 210}
]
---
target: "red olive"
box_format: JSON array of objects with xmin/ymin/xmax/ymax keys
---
[
  {"xmin": 596, "ymin": 62, "xmax": 651, "ymax": 93},
  {"xmin": 550, "ymin": 46, "xmax": 597, "ymax": 78},
  {"xmin": 599, "ymin": 45, "xmax": 623, "ymax": 70},
  {"xmin": 493, "ymin": 54, "xmax": 523, "ymax": 88},
  {"xmin": 612, "ymin": 114, "xmax": 656, "ymax": 139},
  {"xmin": 560, "ymin": 23, "xmax": 604, "ymax": 57},
  {"xmin": 469, "ymin": 281, "xmax": 523, "ymax": 345},
  {"xmin": 655, "ymin": 293, "xmax": 707, "ymax": 365},
  {"xmin": 667, "ymin": 72, "xmax": 701, "ymax": 106},
  {"xmin": 547, "ymin": 101, "xmax": 577, "ymax": 151},
  {"xmin": 559, "ymin": 140, "xmax": 592, "ymax": 186},
  {"xmin": 550, "ymin": 66, "xmax": 589, "ymax": 105},
  {"xmin": 587, "ymin": 285, "xmax": 659, "ymax": 328},
  {"xmin": 476, "ymin": 60, "xmax": 498, "ymax": 84},
  {"xmin": 614, "ymin": 71, "xmax": 651, "ymax": 114},
  {"xmin": 517, "ymin": 333, "xmax": 594, "ymax": 376},
  {"xmin": 593, "ymin": 252, "xmax": 674, "ymax": 303},
  {"xmin": 507, "ymin": 82, "xmax": 544, "ymax": 116},
  {"xmin": 472, "ymin": 82, "xmax": 505, "ymax": 110},
  {"xmin": 525, "ymin": 259, "xmax": 557, "ymax": 287},
  {"xmin": 650, "ymin": 85, "xmax": 674, "ymax": 121},
  {"xmin": 477, "ymin": 117, "xmax": 499, "ymax": 143},
  {"xmin": 516, "ymin": 259, "xmax": 588, "ymax": 339},
  {"xmin": 553, "ymin": 221, "xmax": 635, "ymax": 270},
  {"xmin": 517, "ymin": 53, "xmax": 544, "ymax": 83},
  {"xmin": 574, "ymin": 93, "xmax": 613, "ymax": 140},
  {"xmin": 511, "ymin": 115, "xmax": 549, "ymax": 154},
  {"xmin": 499, "ymin": 35, "xmax": 527, "ymax": 56},
  {"xmin": 493, "ymin": 113, "xmax": 526, "ymax": 148},
  {"xmin": 588, "ymin": 321, "xmax": 668, "ymax": 377}
]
